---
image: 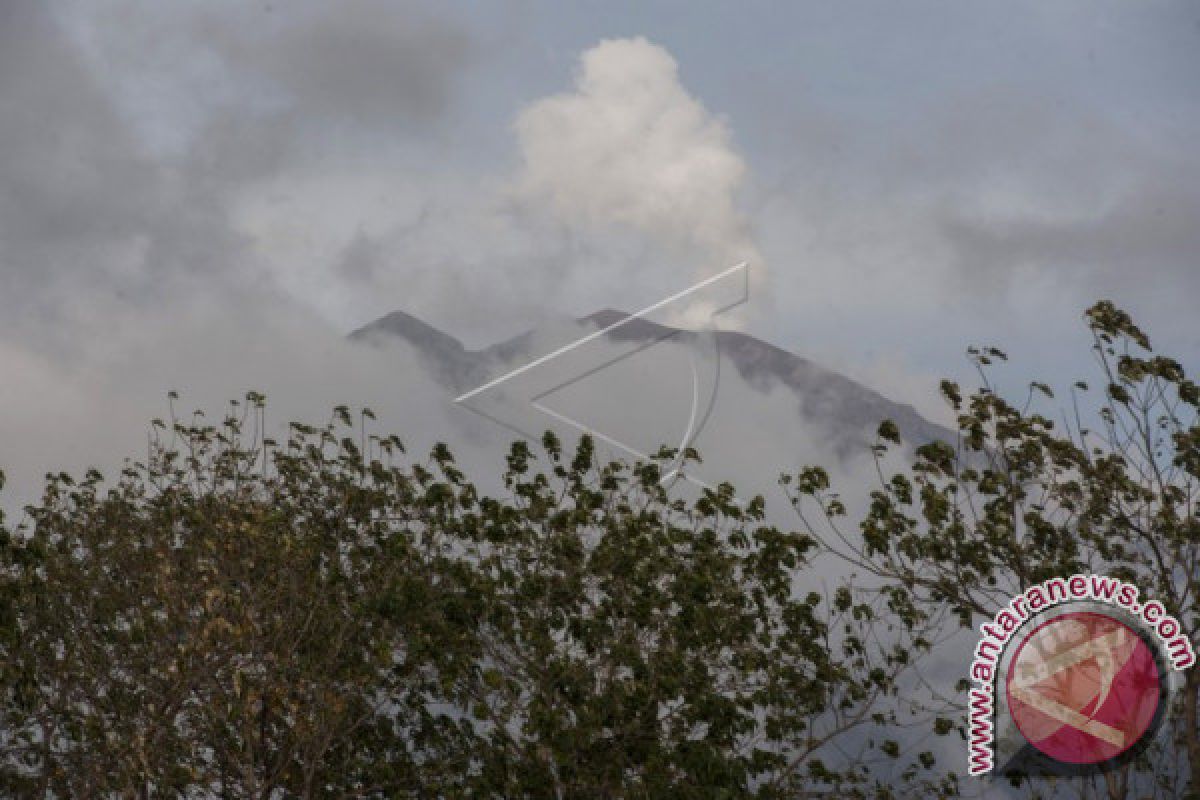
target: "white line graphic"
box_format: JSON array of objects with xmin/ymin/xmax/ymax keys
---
[{"xmin": 453, "ymin": 261, "xmax": 749, "ymax": 491}]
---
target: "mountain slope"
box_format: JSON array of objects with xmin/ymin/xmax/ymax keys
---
[{"xmin": 350, "ymin": 309, "xmax": 953, "ymax": 458}]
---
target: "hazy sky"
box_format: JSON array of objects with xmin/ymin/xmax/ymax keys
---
[{"xmin": 1, "ymin": 0, "xmax": 1198, "ymax": 504}]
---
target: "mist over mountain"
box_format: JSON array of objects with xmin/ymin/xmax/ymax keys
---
[{"xmin": 351, "ymin": 308, "xmax": 953, "ymax": 467}]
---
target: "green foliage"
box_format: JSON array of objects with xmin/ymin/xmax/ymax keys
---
[
  {"xmin": 7, "ymin": 299, "xmax": 1185, "ymax": 798},
  {"xmin": 786, "ymin": 301, "xmax": 1200, "ymax": 798},
  {"xmin": 0, "ymin": 397, "xmax": 941, "ymax": 798}
]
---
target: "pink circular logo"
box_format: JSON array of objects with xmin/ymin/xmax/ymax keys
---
[{"xmin": 1006, "ymin": 612, "xmax": 1161, "ymax": 765}]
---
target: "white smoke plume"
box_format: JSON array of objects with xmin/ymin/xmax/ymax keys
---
[{"xmin": 512, "ymin": 38, "xmax": 764, "ymax": 326}]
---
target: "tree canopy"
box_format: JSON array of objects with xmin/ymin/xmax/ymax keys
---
[
  {"xmin": 0, "ymin": 401, "xmax": 941, "ymax": 798},
  {"xmin": 787, "ymin": 301, "xmax": 1200, "ymax": 799},
  {"xmin": 0, "ymin": 301, "xmax": 1196, "ymax": 799}
]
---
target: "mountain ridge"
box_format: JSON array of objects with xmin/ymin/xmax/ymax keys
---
[{"xmin": 349, "ymin": 309, "xmax": 952, "ymax": 456}]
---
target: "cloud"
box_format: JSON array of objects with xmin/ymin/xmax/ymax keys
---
[
  {"xmin": 749, "ymin": 87, "xmax": 1200, "ymax": 419},
  {"xmin": 938, "ymin": 149, "xmax": 1200, "ymax": 301},
  {"xmin": 49, "ymin": 0, "xmax": 474, "ymax": 155},
  {"xmin": 2, "ymin": 1, "xmax": 1191, "ymax": 539},
  {"xmin": 0, "ymin": 14, "xmax": 793, "ymax": 515},
  {"xmin": 0, "ymin": 1, "xmax": 482, "ymax": 513},
  {"xmin": 0, "ymin": 0, "xmax": 481, "ymax": 336},
  {"xmin": 0, "ymin": 1, "xmax": 160, "ymax": 317},
  {"xmin": 230, "ymin": 37, "xmax": 766, "ymax": 342},
  {"xmin": 217, "ymin": 0, "xmax": 473, "ymax": 131},
  {"xmin": 512, "ymin": 37, "xmax": 763, "ymax": 324},
  {"xmin": 0, "ymin": 289, "xmax": 486, "ymax": 517}
]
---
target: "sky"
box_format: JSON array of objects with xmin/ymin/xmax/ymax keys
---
[{"xmin": 1, "ymin": 0, "xmax": 1198, "ymax": 509}]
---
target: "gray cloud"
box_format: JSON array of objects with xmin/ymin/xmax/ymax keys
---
[
  {"xmin": 0, "ymin": 0, "xmax": 477, "ymax": 337},
  {"xmin": 242, "ymin": 0, "xmax": 473, "ymax": 129},
  {"xmin": 0, "ymin": 1, "xmax": 159, "ymax": 314},
  {"xmin": 284, "ymin": 37, "xmax": 768, "ymax": 344},
  {"xmin": 939, "ymin": 152, "xmax": 1200, "ymax": 293},
  {"xmin": 0, "ymin": 0, "xmax": 481, "ymax": 510},
  {"xmin": 0, "ymin": 1, "xmax": 1196, "ymax": 517},
  {"xmin": 749, "ymin": 85, "xmax": 1200, "ymax": 419}
]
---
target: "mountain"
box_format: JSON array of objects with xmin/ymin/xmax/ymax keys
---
[{"xmin": 349, "ymin": 309, "xmax": 953, "ymax": 459}]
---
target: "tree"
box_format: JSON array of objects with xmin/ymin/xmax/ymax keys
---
[
  {"xmin": 0, "ymin": 397, "xmax": 947, "ymax": 797},
  {"xmin": 0, "ymin": 399, "xmax": 480, "ymax": 797},
  {"xmin": 786, "ymin": 302, "xmax": 1200, "ymax": 799}
]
